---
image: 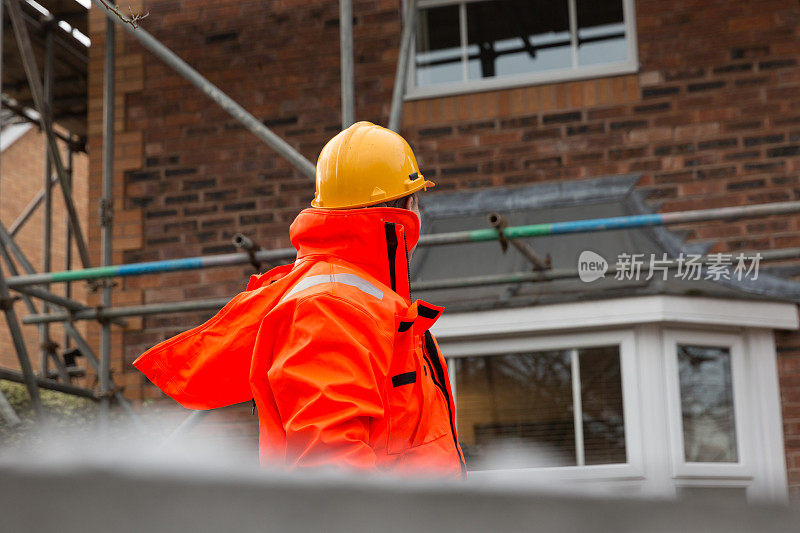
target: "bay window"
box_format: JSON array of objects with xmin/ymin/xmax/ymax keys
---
[{"xmin": 434, "ymin": 295, "xmax": 795, "ymax": 502}]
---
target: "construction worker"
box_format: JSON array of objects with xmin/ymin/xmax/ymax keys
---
[{"xmin": 134, "ymin": 121, "xmax": 466, "ymax": 478}]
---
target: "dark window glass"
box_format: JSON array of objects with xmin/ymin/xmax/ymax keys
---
[
  {"xmin": 579, "ymin": 346, "xmax": 626, "ymax": 465},
  {"xmin": 576, "ymin": 0, "xmax": 627, "ymax": 66},
  {"xmin": 678, "ymin": 345, "xmax": 738, "ymax": 463},
  {"xmin": 416, "ymin": 5, "xmax": 463, "ymax": 87},
  {"xmin": 454, "ymin": 345, "xmax": 625, "ymax": 471},
  {"xmin": 456, "ymin": 351, "xmax": 575, "ymax": 469},
  {"xmin": 413, "ymin": 0, "xmax": 631, "ymax": 89},
  {"xmin": 466, "ymin": 0, "xmax": 571, "ymax": 80}
]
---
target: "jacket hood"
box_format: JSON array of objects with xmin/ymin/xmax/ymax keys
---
[{"xmin": 288, "ymin": 207, "xmax": 420, "ymax": 302}]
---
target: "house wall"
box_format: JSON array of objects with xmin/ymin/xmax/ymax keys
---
[
  {"xmin": 0, "ymin": 126, "xmax": 89, "ymax": 375},
  {"xmin": 86, "ymin": 0, "xmax": 800, "ymax": 491}
]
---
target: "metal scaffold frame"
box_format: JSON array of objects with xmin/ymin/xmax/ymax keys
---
[{"xmin": 0, "ymin": 0, "xmax": 797, "ymax": 440}]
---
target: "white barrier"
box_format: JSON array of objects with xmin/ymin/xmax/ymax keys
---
[{"xmin": 0, "ymin": 458, "xmax": 798, "ymax": 533}]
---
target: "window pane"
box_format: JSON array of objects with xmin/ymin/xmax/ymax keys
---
[
  {"xmin": 466, "ymin": 0, "xmax": 571, "ymax": 80},
  {"xmin": 415, "ymin": 5, "xmax": 463, "ymax": 87},
  {"xmin": 576, "ymin": 0, "xmax": 628, "ymax": 66},
  {"xmin": 678, "ymin": 345, "xmax": 738, "ymax": 463},
  {"xmin": 579, "ymin": 346, "xmax": 626, "ymax": 465},
  {"xmin": 455, "ymin": 351, "xmax": 576, "ymax": 469}
]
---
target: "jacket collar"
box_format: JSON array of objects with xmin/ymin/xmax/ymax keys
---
[{"xmin": 288, "ymin": 207, "xmax": 420, "ymax": 303}]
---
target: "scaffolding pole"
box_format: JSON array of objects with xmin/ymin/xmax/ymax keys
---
[
  {"xmin": 90, "ymin": 0, "xmax": 316, "ymax": 179},
  {"xmin": 63, "ymin": 147, "xmax": 73, "ymax": 351},
  {"xmin": 9, "ymin": 200, "xmax": 800, "ymax": 288},
  {"xmin": 24, "ymin": 297, "xmax": 232, "ymax": 323},
  {"xmin": 388, "ymin": 0, "xmax": 416, "ymax": 132},
  {"xmin": 20, "ymin": 245, "xmax": 800, "ymax": 325},
  {"xmin": 40, "ymin": 22, "xmax": 54, "ymax": 377},
  {"xmin": 7, "ymin": 248, "xmax": 298, "ymax": 287},
  {"xmin": 420, "ymin": 201, "xmax": 800, "ymax": 246},
  {"xmin": 99, "ymin": 17, "xmax": 115, "ymax": 424},
  {"xmin": 413, "ymin": 247, "xmax": 797, "ymax": 290},
  {"xmin": 340, "ymin": 0, "xmax": 354, "ymax": 128},
  {"xmin": 0, "ymin": 367, "xmax": 97, "ymax": 400}
]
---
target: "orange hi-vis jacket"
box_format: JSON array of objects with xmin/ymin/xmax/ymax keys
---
[{"xmin": 134, "ymin": 207, "xmax": 466, "ymax": 477}]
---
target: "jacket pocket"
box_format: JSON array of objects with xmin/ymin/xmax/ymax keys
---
[{"xmin": 386, "ymin": 329, "xmax": 449, "ymax": 455}]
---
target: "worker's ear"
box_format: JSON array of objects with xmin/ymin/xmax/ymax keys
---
[{"xmin": 403, "ymin": 193, "xmax": 418, "ymax": 211}]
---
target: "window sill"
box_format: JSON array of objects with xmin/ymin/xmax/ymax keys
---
[
  {"xmin": 405, "ymin": 60, "xmax": 639, "ymax": 101},
  {"xmin": 466, "ymin": 462, "xmax": 643, "ymax": 482}
]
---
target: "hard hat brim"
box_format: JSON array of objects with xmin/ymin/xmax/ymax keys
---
[{"xmin": 312, "ymin": 178, "xmax": 435, "ymax": 209}]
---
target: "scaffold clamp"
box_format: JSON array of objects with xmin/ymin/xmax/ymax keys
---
[
  {"xmin": 487, "ymin": 212, "xmax": 551, "ymax": 271},
  {"xmin": 99, "ymin": 198, "xmax": 114, "ymax": 227}
]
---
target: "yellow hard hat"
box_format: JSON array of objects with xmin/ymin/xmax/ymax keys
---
[{"xmin": 312, "ymin": 121, "xmax": 435, "ymax": 209}]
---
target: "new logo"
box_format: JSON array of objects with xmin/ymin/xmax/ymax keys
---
[{"xmin": 578, "ymin": 251, "xmax": 608, "ymax": 282}]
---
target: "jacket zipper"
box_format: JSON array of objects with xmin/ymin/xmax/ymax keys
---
[
  {"xmin": 387, "ymin": 220, "xmax": 466, "ymax": 475},
  {"xmin": 384, "ymin": 222, "xmax": 398, "ymax": 292},
  {"xmin": 401, "ymin": 231, "xmax": 412, "ymax": 303},
  {"xmin": 385, "ymin": 221, "xmax": 413, "ymax": 304},
  {"xmin": 422, "ymin": 331, "xmax": 467, "ymax": 476}
]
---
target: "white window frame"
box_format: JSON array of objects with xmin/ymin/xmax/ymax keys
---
[
  {"xmin": 406, "ymin": 0, "xmax": 640, "ymax": 100},
  {"xmin": 446, "ymin": 329, "xmax": 644, "ymax": 482},
  {"xmin": 662, "ymin": 329, "xmax": 752, "ymax": 480}
]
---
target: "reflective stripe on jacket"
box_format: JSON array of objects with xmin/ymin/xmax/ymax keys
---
[{"xmin": 133, "ymin": 207, "xmax": 465, "ymax": 478}]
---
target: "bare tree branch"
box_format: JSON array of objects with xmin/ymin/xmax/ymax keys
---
[{"xmin": 96, "ymin": 1, "xmax": 150, "ymax": 29}]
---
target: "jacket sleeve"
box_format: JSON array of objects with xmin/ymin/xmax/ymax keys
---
[{"xmin": 265, "ymin": 293, "xmax": 392, "ymax": 471}]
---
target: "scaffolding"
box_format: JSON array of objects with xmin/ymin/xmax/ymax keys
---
[{"xmin": 0, "ymin": 0, "xmax": 798, "ymax": 437}]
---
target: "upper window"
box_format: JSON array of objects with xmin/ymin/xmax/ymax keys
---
[{"xmin": 410, "ymin": 0, "xmax": 638, "ymax": 97}]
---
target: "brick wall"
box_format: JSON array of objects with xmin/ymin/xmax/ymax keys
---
[
  {"xmin": 86, "ymin": 0, "xmax": 800, "ymax": 486},
  {"xmin": 0, "ymin": 126, "xmax": 89, "ymax": 375}
]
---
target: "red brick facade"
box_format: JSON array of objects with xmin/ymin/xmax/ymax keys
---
[{"xmin": 86, "ymin": 0, "xmax": 800, "ymax": 490}]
